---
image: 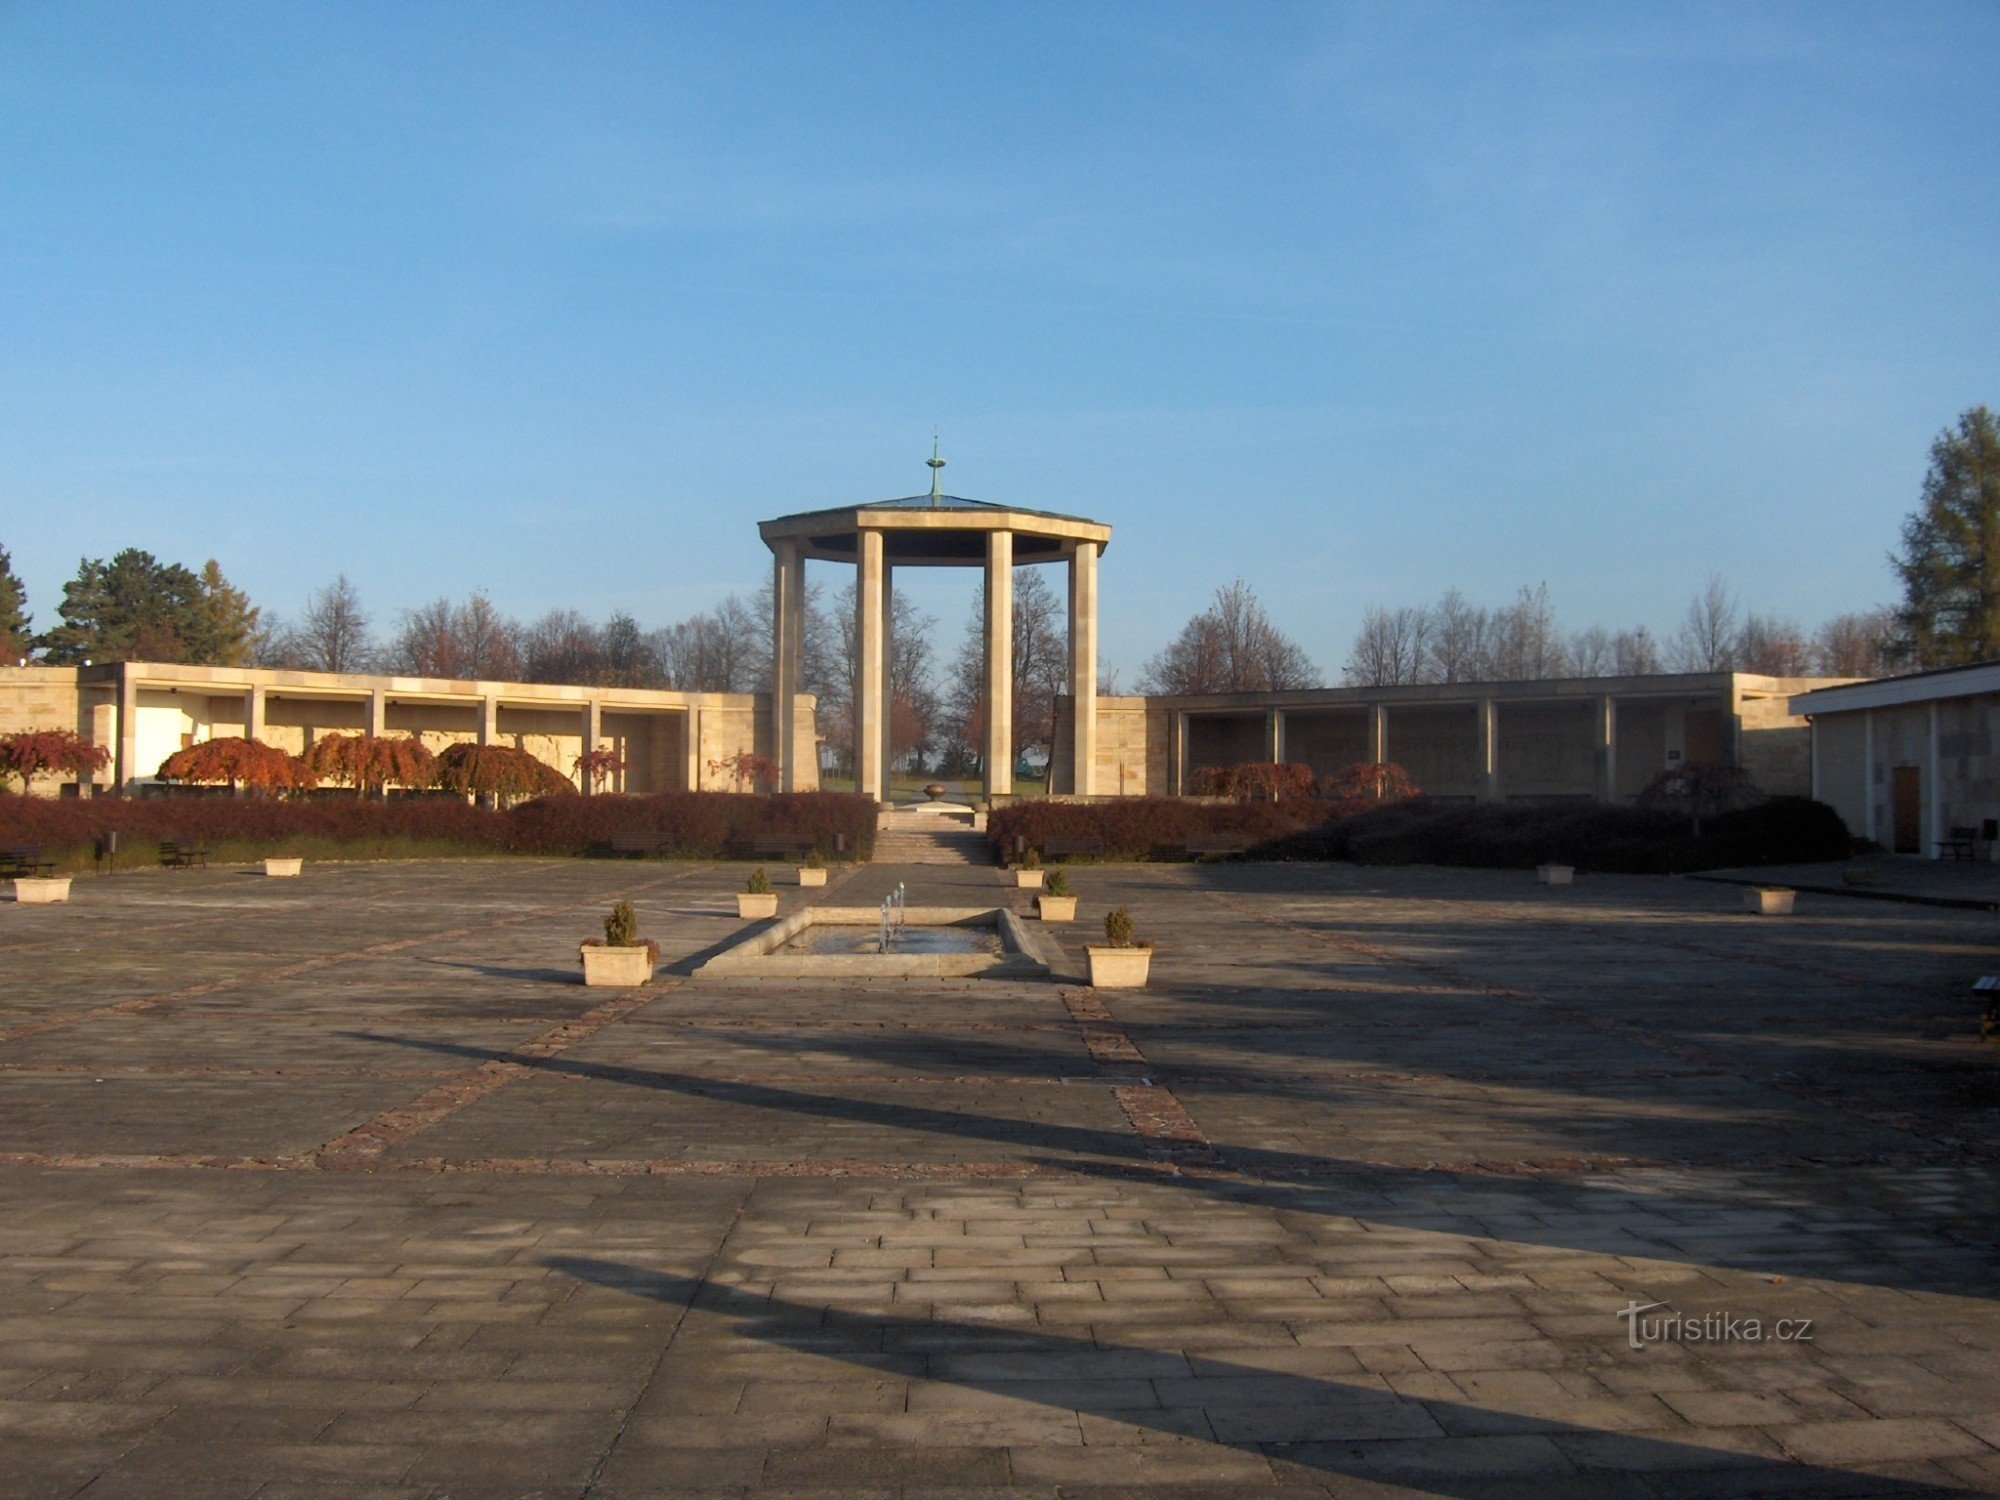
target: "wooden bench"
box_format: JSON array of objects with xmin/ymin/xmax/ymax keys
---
[
  {"xmin": 1940, "ymin": 826, "xmax": 1980, "ymax": 861},
  {"xmin": 742, "ymin": 833, "xmax": 815, "ymax": 861},
  {"xmin": 600, "ymin": 830, "xmax": 671, "ymax": 859},
  {"xmin": 1040, "ymin": 836, "xmax": 1104, "ymax": 862},
  {"xmin": 1183, "ymin": 834, "xmax": 1256, "ymax": 858},
  {"xmin": 0, "ymin": 846, "xmax": 54, "ymax": 879},
  {"xmin": 159, "ymin": 840, "xmax": 210, "ymax": 870}
]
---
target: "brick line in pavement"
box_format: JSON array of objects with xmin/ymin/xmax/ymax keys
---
[{"xmin": 0, "ymin": 868, "xmax": 695, "ymax": 1046}]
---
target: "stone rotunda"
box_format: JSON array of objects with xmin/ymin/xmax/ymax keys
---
[{"xmin": 759, "ymin": 455, "xmax": 1113, "ymax": 804}]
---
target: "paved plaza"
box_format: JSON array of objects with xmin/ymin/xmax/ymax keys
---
[{"xmin": 4, "ymin": 854, "xmax": 2000, "ymax": 1497}]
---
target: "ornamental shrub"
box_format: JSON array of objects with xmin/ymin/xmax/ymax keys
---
[
  {"xmin": 746, "ymin": 866, "xmax": 771, "ymax": 895},
  {"xmin": 604, "ymin": 899, "xmax": 638, "ymax": 947},
  {"xmin": 1103, "ymin": 906, "xmax": 1134, "ymax": 947},
  {"xmin": 0, "ymin": 729, "xmax": 110, "ymax": 792},
  {"xmin": 1188, "ymin": 762, "xmax": 1317, "ymax": 800},
  {"xmin": 1042, "ymin": 867, "xmax": 1069, "ymax": 898}
]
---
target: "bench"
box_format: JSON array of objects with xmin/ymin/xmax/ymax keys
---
[
  {"xmin": 742, "ymin": 833, "xmax": 815, "ymax": 861},
  {"xmin": 0, "ymin": 846, "xmax": 55, "ymax": 879},
  {"xmin": 1183, "ymin": 834, "xmax": 1256, "ymax": 857},
  {"xmin": 598, "ymin": 831, "xmax": 671, "ymax": 859},
  {"xmin": 1040, "ymin": 836, "xmax": 1104, "ymax": 862},
  {"xmin": 1940, "ymin": 826, "xmax": 1980, "ymax": 861},
  {"xmin": 159, "ymin": 840, "xmax": 210, "ymax": 870}
]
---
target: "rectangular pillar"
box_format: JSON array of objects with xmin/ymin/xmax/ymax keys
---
[
  {"xmin": 368, "ymin": 688, "xmax": 388, "ymax": 737},
  {"xmin": 771, "ymin": 539, "xmax": 803, "ymax": 791},
  {"xmin": 245, "ymin": 686, "xmax": 266, "ymax": 743},
  {"xmin": 116, "ymin": 665, "xmax": 138, "ymax": 794},
  {"xmin": 1172, "ymin": 711, "xmax": 1189, "ymax": 796},
  {"xmin": 1068, "ymin": 541, "xmax": 1099, "ymax": 797},
  {"xmin": 1930, "ymin": 700, "xmax": 1943, "ymax": 860},
  {"xmin": 1476, "ymin": 698, "xmax": 1498, "ymax": 802},
  {"xmin": 478, "ymin": 695, "xmax": 498, "ymax": 746},
  {"xmin": 1862, "ymin": 707, "xmax": 1876, "ymax": 843},
  {"xmin": 984, "ymin": 530, "xmax": 1013, "ymax": 800},
  {"xmin": 1265, "ymin": 708, "xmax": 1285, "ymax": 764},
  {"xmin": 581, "ymin": 700, "xmax": 602, "ymax": 792},
  {"xmin": 1367, "ymin": 703, "xmax": 1387, "ymax": 764},
  {"xmin": 855, "ymin": 529, "xmax": 886, "ymax": 803},
  {"xmin": 684, "ymin": 706, "xmax": 702, "ymax": 791},
  {"xmin": 881, "ymin": 564, "xmax": 896, "ymax": 794},
  {"xmin": 1595, "ymin": 695, "xmax": 1616, "ymax": 803}
]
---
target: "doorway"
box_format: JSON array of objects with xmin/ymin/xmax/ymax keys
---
[{"xmin": 1891, "ymin": 765, "xmax": 1921, "ymax": 854}]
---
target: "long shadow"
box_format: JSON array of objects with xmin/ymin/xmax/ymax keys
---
[
  {"xmin": 352, "ymin": 1031, "xmax": 2000, "ymax": 1296},
  {"xmin": 549, "ymin": 1255, "xmax": 1956, "ymax": 1497}
]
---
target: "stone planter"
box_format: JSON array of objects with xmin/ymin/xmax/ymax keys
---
[
  {"xmin": 796, "ymin": 866, "xmax": 828, "ymax": 887},
  {"xmin": 1085, "ymin": 945, "xmax": 1152, "ymax": 988},
  {"xmin": 1537, "ymin": 864, "xmax": 1574, "ymax": 886},
  {"xmin": 1744, "ymin": 887, "xmax": 1796, "ymax": 916},
  {"xmin": 969, "ymin": 811, "xmax": 988, "ymax": 833},
  {"xmin": 12, "ymin": 876, "xmax": 71, "ymax": 904},
  {"xmin": 263, "ymin": 858, "xmax": 304, "ymax": 878},
  {"xmin": 580, "ymin": 944, "xmax": 655, "ymax": 987},
  {"xmin": 1036, "ymin": 893, "xmax": 1078, "ymax": 922},
  {"xmin": 1014, "ymin": 868, "xmax": 1045, "ymax": 890},
  {"xmin": 738, "ymin": 892, "xmax": 779, "ymax": 920}
]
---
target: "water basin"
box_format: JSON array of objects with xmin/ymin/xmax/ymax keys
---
[{"xmin": 784, "ymin": 925, "xmax": 1002, "ymax": 957}]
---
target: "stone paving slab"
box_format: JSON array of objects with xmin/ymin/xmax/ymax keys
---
[{"xmin": 4, "ymin": 856, "xmax": 2000, "ymax": 1495}]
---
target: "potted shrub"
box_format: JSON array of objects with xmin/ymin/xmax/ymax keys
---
[
  {"xmin": 1014, "ymin": 848, "xmax": 1045, "ymax": 890},
  {"xmin": 1744, "ymin": 886, "xmax": 1796, "ymax": 916},
  {"xmin": 1536, "ymin": 863, "xmax": 1574, "ymax": 886},
  {"xmin": 1085, "ymin": 905, "xmax": 1152, "ymax": 988},
  {"xmin": 797, "ymin": 851, "xmax": 828, "ymax": 887},
  {"xmin": 738, "ymin": 867, "xmax": 779, "ymax": 919},
  {"xmin": 580, "ymin": 900, "xmax": 659, "ymax": 986},
  {"xmin": 1036, "ymin": 867, "xmax": 1077, "ymax": 922}
]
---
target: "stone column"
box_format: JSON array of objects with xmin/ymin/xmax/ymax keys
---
[
  {"xmin": 1172, "ymin": 711, "xmax": 1190, "ymax": 796},
  {"xmin": 245, "ymin": 685, "xmax": 266, "ymax": 743},
  {"xmin": 478, "ymin": 695, "xmax": 498, "ymax": 746},
  {"xmin": 683, "ymin": 706, "xmax": 702, "ymax": 791},
  {"xmin": 984, "ymin": 530, "xmax": 1014, "ymax": 800},
  {"xmin": 116, "ymin": 665, "xmax": 138, "ymax": 794},
  {"xmin": 1595, "ymin": 695, "xmax": 1616, "ymax": 803},
  {"xmin": 367, "ymin": 688, "xmax": 388, "ymax": 738},
  {"xmin": 881, "ymin": 564, "xmax": 896, "ymax": 795},
  {"xmin": 1265, "ymin": 708, "xmax": 1286, "ymax": 764},
  {"xmin": 771, "ymin": 539, "xmax": 803, "ymax": 791},
  {"xmin": 1367, "ymin": 703, "xmax": 1387, "ymax": 764},
  {"xmin": 855, "ymin": 528, "xmax": 887, "ymax": 803},
  {"xmin": 1862, "ymin": 707, "xmax": 1876, "ymax": 843},
  {"xmin": 1929, "ymin": 699, "xmax": 1943, "ymax": 859},
  {"xmin": 581, "ymin": 701, "xmax": 602, "ymax": 793},
  {"xmin": 1477, "ymin": 698, "xmax": 1498, "ymax": 802},
  {"xmin": 1068, "ymin": 541, "xmax": 1099, "ymax": 797}
]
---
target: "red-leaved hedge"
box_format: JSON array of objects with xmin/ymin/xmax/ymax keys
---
[
  {"xmin": 0, "ymin": 791, "xmax": 878, "ymax": 868},
  {"xmin": 988, "ymin": 798, "xmax": 1324, "ymax": 862}
]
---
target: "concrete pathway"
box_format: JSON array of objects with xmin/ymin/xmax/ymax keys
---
[{"xmin": 2, "ymin": 856, "xmax": 1999, "ymax": 1495}]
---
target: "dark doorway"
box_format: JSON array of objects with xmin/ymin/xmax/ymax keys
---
[{"xmin": 1891, "ymin": 765, "xmax": 1922, "ymax": 854}]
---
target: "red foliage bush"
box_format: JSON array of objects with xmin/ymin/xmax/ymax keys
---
[
  {"xmin": 1320, "ymin": 762, "xmax": 1420, "ymax": 810},
  {"xmin": 507, "ymin": 792, "xmax": 877, "ymax": 859},
  {"xmin": 432, "ymin": 743, "xmax": 575, "ymax": 802},
  {"xmin": 158, "ymin": 737, "xmax": 317, "ymax": 793},
  {"xmin": 304, "ymin": 734, "xmax": 437, "ymax": 797},
  {"xmin": 0, "ymin": 729, "xmax": 109, "ymax": 791},
  {"xmin": 988, "ymin": 797, "xmax": 1322, "ymax": 863},
  {"xmin": 1186, "ymin": 762, "xmax": 1317, "ymax": 800}
]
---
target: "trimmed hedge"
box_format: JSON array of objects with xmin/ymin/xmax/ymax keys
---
[
  {"xmin": 0, "ymin": 791, "xmax": 877, "ymax": 870},
  {"xmin": 989, "ymin": 798, "xmax": 1324, "ymax": 862},
  {"xmin": 990, "ymin": 795, "xmax": 1852, "ymax": 874}
]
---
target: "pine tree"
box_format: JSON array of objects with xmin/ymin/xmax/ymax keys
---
[
  {"xmin": 188, "ymin": 560, "xmax": 261, "ymax": 665},
  {"xmin": 1893, "ymin": 407, "xmax": 2000, "ymax": 668},
  {"xmin": 36, "ymin": 550, "xmax": 206, "ymax": 664},
  {"xmin": 0, "ymin": 546, "xmax": 29, "ymax": 662}
]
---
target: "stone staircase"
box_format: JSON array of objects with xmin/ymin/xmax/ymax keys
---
[{"xmin": 872, "ymin": 806, "xmax": 991, "ymax": 865}]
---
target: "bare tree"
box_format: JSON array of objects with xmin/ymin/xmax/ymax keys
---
[
  {"xmin": 1568, "ymin": 624, "xmax": 1613, "ymax": 676},
  {"xmin": 1141, "ymin": 580, "xmax": 1318, "ymax": 694},
  {"xmin": 1611, "ymin": 626, "xmax": 1664, "ymax": 675},
  {"xmin": 947, "ymin": 569, "xmax": 1068, "ymax": 768},
  {"xmin": 1488, "ymin": 583, "xmax": 1567, "ymax": 680},
  {"xmin": 1668, "ymin": 576, "xmax": 1741, "ymax": 672},
  {"xmin": 829, "ymin": 582, "xmax": 938, "ymax": 769},
  {"xmin": 522, "ymin": 609, "xmax": 604, "ymax": 684},
  {"xmin": 654, "ymin": 594, "xmax": 763, "ymax": 692},
  {"xmin": 1428, "ymin": 589, "xmax": 1490, "ymax": 683},
  {"xmin": 394, "ymin": 592, "xmax": 522, "ymax": 679},
  {"xmin": 264, "ymin": 575, "xmax": 376, "ymax": 672},
  {"xmin": 1813, "ymin": 609, "xmax": 1899, "ymax": 676},
  {"xmin": 1735, "ymin": 613, "xmax": 1814, "ymax": 675},
  {"xmin": 1343, "ymin": 605, "xmax": 1430, "ymax": 686}
]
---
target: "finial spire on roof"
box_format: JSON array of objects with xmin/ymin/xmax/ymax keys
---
[{"xmin": 927, "ymin": 435, "xmax": 945, "ymax": 506}]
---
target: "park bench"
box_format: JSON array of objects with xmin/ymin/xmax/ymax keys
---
[
  {"xmin": 1940, "ymin": 826, "xmax": 1980, "ymax": 861},
  {"xmin": 1182, "ymin": 833, "xmax": 1257, "ymax": 858},
  {"xmin": 159, "ymin": 840, "xmax": 210, "ymax": 870},
  {"xmin": 599, "ymin": 830, "xmax": 671, "ymax": 859},
  {"xmin": 1039, "ymin": 836, "xmax": 1104, "ymax": 862},
  {"xmin": 0, "ymin": 846, "xmax": 55, "ymax": 879},
  {"xmin": 741, "ymin": 833, "xmax": 816, "ymax": 861}
]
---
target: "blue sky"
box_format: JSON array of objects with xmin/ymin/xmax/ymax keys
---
[{"xmin": 3, "ymin": 2, "xmax": 1995, "ymax": 680}]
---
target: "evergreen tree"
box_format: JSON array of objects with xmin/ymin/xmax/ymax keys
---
[
  {"xmin": 37, "ymin": 549, "xmax": 207, "ymax": 664},
  {"xmin": 0, "ymin": 546, "xmax": 29, "ymax": 663},
  {"xmin": 1893, "ymin": 406, "xmax": 2000, "ymax": 668},
  {"xmin": 188, "ymin": 559, "xmax": 261, "ymax": 665}
]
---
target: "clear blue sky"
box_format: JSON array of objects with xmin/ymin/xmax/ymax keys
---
[{"xmin": 3, "ymin": 2, "xmax": 1995, "ymax": 681}]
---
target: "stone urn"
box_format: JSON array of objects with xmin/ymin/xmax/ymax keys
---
[
  {"xmin": 1036, "ymin": 893, "xmax": 1078, "ymax": 923},
  {"xmin": 263, "ymin": 857, "xmax": 304, "ymax": 878},
  {"xmin": 1536, "ymin": 864, "xmax": 1574, "ymax": 886},
  {"xmin": 580, "ymin": 942, "xmax": 656, "ymax": 987},
  {"xmin": 1085, "ymin": 945, "xmax": 1152, "ymax": 988},
  {"xmin": 1744, "ymin": 887, "xmax": 1796, "ymax": 915},
  {"xmin": 737, "ymin": 891, "xmax": 780, "ymax": 919},
  {"xmin": 924, "ymin": 782, "xmax": 947, "ymax": 801},
  {"xmin": 12, "ymin": 876, "xmax": 71, "ymax": 904}
]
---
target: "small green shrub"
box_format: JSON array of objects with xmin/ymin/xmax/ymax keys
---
[
  {"xmin": 746, "ymin": 866, "xmax": 771, "ymax": 895},
  {"xmin": 1103, "ymin": 906, "xmax": 1134, "ymax": 948},
  {"xmin": 1042, "ymin": 867, "xmax": 1070, "ymax": 898},
  {"xmin": 604, "ymin": 900, "xmax": 638, "ymax": 947},
  {"xmin": 1020, "ymin": 848, "xmax": 1042, "ymax": 870},
  {"xmin": 802, "ymin": 849, "xmax": 824, "ymax": 869}
]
